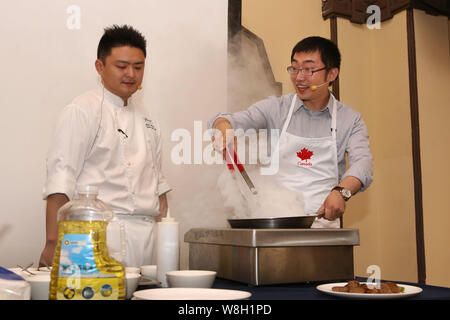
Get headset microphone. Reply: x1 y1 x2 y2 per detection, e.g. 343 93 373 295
310 81 329 91
137 85 143 90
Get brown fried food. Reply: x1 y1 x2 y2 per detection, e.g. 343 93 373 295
329 281 403 294
379 283 392 293
348 286 366 293
347 280 360 288
332 286 349 292
362 284 379 294
385 282 401 293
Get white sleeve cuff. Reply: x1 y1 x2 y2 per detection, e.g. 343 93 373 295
42 173 76 200
157 181 172 196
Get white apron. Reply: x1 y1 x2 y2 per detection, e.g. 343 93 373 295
273 93 340 228
107 215 156 267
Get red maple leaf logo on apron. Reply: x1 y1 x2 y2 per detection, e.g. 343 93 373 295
296 148 313 162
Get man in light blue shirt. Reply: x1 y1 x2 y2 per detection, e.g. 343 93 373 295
209 36 373 226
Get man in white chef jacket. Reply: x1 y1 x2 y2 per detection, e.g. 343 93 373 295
209 36 373 228
39 25 171 267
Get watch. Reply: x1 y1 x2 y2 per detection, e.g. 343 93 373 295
332 186 352 201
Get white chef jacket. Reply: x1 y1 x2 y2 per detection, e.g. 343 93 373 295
43 87 171 215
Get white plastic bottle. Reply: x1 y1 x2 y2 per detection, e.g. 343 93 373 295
156 209 179 287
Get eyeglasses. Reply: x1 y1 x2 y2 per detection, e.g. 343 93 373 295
287 66 327 76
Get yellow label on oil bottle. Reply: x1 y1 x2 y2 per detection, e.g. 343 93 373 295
50 221 125 300
55 277 121 300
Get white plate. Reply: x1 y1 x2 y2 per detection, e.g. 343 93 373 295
316 282 423 299
133 288 251 300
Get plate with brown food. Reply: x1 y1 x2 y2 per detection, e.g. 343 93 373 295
316 280 422 299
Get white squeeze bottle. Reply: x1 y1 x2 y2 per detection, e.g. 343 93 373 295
156 209 179 287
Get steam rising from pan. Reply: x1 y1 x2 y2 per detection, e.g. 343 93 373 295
217 165 305 219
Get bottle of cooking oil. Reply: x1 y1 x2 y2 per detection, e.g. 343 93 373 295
49 186 125 300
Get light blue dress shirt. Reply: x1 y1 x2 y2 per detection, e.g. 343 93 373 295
208 93 373 191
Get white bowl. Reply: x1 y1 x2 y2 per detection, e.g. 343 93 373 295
38 266 52 272
27 274 50 300
125 273 141 299
125 267 140 274
140 265 157 280
8 268 48 279
166 270 216 288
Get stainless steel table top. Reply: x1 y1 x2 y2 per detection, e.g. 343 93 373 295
184 228 360 247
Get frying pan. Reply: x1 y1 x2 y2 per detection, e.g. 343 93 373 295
228 215 319 229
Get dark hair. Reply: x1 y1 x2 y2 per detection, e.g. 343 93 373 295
290 36 341 70
97 25 147 62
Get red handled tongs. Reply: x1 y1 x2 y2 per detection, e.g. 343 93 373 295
225 145 258 195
